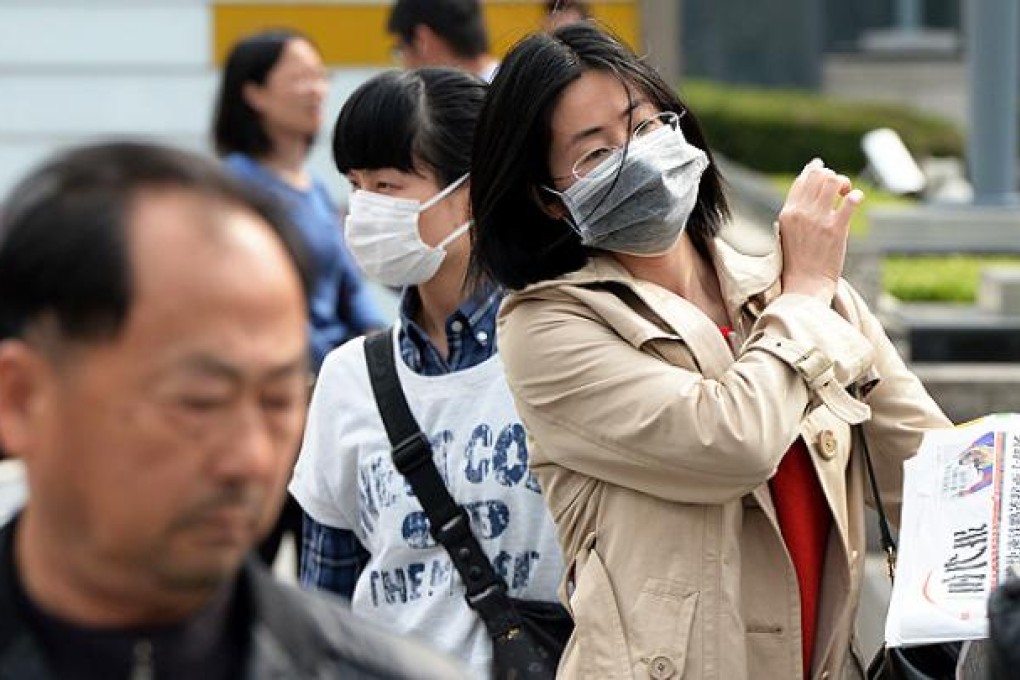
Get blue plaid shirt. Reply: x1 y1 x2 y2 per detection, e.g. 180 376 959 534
299 285 503 598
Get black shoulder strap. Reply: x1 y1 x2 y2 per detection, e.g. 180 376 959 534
857 424 898 581
363 330 520 639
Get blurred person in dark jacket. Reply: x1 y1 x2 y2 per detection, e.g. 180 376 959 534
387 0 499 81
0 141 464 680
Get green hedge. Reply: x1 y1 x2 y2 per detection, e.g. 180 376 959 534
681 80 964 175
885 256 1020 303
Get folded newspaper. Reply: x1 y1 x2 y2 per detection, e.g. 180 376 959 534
885 413 1020 646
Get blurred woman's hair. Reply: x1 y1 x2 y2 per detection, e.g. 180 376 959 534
212 28 315 158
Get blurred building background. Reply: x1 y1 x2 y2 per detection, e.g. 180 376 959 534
1 0 642 200
5 0 1014 200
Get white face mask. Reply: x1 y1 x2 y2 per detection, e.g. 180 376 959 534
344 174 470 287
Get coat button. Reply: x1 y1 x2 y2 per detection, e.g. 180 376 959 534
648 655 676 679
817 429 838 460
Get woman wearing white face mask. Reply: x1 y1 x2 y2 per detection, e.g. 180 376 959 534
289 68 565 678
469 24 950 680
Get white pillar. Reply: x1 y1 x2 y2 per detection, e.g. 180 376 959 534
640 0 681 87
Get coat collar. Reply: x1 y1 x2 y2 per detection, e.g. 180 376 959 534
517 224 783 324
710 224 783 321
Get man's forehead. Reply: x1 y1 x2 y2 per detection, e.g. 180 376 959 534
126 187 255 248
108 190 306 360
124 189 296 295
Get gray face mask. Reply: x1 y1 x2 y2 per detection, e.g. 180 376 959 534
547 125 710 256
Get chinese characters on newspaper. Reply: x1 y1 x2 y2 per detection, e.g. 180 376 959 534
885 413 1020 647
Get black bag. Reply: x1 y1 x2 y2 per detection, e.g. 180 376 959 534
866 642 963 680
487 599 573 679
988 573 1020 680
364 331 572 679
858 426 963 680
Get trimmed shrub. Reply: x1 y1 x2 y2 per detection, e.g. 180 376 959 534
884 256 1020 303
682 80 964 175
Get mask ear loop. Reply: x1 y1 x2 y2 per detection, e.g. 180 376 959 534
420 173 470 213
538 184 585 235
436 220 471 250
425 173 472 251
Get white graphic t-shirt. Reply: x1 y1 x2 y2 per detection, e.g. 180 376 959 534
0 460 26 524
290 328 564 677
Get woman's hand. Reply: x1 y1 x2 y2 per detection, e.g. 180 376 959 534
777 158 864 304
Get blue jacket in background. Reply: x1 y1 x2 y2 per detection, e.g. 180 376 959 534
224 154 386 372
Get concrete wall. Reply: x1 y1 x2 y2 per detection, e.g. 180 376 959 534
911 364 1020 424
823 54 969 127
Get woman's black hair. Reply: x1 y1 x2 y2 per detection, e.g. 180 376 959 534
469 23 729 291
212 29 313 158
332 68 486 187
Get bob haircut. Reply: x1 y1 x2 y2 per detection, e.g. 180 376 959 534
469 23 729 291
332 68 486 188
213 29 316 158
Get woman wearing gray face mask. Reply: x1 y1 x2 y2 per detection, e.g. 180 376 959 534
469 23 951 680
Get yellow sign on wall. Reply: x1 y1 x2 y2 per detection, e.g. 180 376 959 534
213 2 639 67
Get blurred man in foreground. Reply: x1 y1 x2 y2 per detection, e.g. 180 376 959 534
0 142 464 679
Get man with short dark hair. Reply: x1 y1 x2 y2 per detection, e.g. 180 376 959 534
544 0 590 32
387 0 498 81
0 142 464 679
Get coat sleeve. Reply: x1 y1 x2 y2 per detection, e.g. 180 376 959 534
498 290 876 505
836 281 952 526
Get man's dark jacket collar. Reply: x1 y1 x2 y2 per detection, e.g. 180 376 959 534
0 518 462 679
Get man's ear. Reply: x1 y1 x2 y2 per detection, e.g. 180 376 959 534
530 184 568 221
0 341 52 461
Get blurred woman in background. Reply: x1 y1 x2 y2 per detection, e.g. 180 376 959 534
213 30 386 567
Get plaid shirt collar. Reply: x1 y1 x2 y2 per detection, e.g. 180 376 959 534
397 285 503 376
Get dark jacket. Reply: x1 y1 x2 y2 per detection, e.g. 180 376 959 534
0 519 466 680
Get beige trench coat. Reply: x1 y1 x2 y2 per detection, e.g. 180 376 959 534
497 232 951 680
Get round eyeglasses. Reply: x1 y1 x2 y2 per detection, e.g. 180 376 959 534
560 110 685 183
